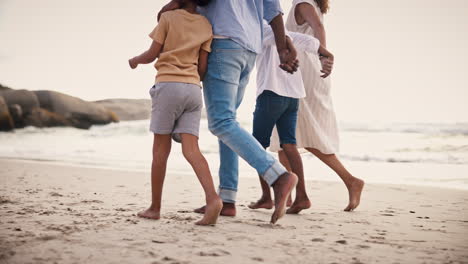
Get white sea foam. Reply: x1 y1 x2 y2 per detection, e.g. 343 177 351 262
1 120 468 189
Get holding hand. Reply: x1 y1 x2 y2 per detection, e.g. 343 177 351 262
320 56 333 78
279 37 299 74
317 45 334 78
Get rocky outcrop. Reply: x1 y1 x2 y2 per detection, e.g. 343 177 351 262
34 90 118 129
0 89 40 116
0 84 12 91
0 84 119 131
0 96 14 131
94 99 151 121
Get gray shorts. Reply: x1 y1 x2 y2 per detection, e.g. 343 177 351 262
149 82 203 142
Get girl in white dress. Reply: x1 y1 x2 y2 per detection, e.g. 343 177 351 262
263 0 364 212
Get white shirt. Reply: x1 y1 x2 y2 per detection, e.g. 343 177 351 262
256 22 320 99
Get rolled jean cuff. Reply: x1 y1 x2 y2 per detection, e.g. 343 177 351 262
218 188 237 203
262 160 288 186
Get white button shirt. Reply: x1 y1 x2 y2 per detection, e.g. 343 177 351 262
256 22 320 99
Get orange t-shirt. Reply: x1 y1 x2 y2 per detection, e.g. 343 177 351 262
149 9 213 86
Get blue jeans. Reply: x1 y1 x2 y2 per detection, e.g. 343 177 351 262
253 90 299 148
203 39 287 203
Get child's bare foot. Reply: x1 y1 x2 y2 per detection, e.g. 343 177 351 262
195 197 223 226
194 202 236 217
344 177 365 212
248 197 273 210
287 194 293 207
271 172 298 224
137 207 160 220
286 198 311 214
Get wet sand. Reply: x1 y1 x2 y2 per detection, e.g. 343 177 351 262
0 158 467 264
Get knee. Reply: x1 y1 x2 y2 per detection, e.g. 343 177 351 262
281 144 297 153
208 117 235 136
182 146 199 162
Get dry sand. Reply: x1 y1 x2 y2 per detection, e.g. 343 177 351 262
0 158 467 264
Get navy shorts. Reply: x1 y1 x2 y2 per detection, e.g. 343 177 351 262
252 90 298 149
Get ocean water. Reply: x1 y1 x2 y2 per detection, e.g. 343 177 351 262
1 120 468 190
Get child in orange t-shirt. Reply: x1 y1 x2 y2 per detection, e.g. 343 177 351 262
128 0 222 225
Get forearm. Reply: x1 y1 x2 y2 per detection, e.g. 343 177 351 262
158 1 182 21
198 67 207 81
132 50 157 64
315 25 327 48
269 15 287 52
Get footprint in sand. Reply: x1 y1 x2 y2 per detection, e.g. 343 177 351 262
357 244 371 249
198 249 231 257
311 238 325 242
251 257 264 262
335 240 347 245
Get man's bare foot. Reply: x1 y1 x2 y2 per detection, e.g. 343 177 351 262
137 207 160 220
286 198 311 214
195 197 223 226
248 197 273 210
271 172 298 224
344 177 365 212
194 202 236 217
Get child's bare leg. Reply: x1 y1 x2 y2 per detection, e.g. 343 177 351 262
306 148 365 211
138 134 172 220
282 144 311 214
248 176 273 209
278 150 293 206
180 133 222 225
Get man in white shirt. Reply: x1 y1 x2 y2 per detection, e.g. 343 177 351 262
249 22 334 213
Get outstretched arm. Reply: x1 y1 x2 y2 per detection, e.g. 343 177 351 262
129 41 163 69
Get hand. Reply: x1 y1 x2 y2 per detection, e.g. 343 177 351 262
158 1 181 21
278 37 299 74
129 58 138 69
320 56 334 78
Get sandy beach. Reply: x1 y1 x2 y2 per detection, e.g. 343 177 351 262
0 159 467 264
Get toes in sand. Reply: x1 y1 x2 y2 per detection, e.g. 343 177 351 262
286 199 311 214
248 198 273 210
271 172 298 224
137 208 160 220
344 178 365 212
195 198 223 226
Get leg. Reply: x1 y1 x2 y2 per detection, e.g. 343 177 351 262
204 41 296 223
180 134 223 225
282 144 311 214
306 148 365 211
138 134 172 220
275 98 310 214
248 92 285 210
278 150 293 206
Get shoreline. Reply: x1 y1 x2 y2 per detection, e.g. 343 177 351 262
1 158 467 263
1 157 468 191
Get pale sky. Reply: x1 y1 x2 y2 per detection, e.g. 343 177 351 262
0 0 467 123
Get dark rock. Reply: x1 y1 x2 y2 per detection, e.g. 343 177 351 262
0 89 40 115
94 99 151 121
0 83 13 91
8 104 23 128
24 108 70 128
34 90 118 129
0 96 14 131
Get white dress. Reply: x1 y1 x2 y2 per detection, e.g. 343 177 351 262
269 0 339 154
